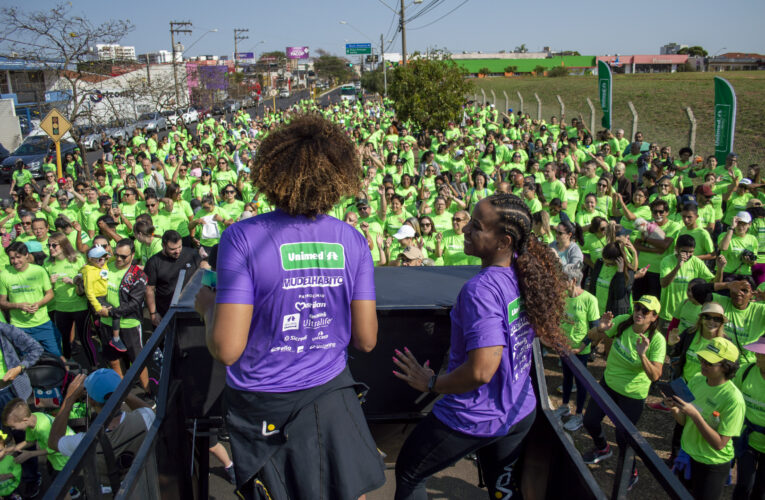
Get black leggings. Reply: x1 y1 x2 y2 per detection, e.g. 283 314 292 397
53 309 92 364
583 379 644 457
734 445 765 500
395 408 536 500
562 353 589 413
682 458 730 500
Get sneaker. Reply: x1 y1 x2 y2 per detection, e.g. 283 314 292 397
582 445 612 465
69 486 82 499
225 464 236 485
646 401 672 412
563 414 584 432
556 384 577 394
110 338 128 352
627 468 638 491
552 405 571 418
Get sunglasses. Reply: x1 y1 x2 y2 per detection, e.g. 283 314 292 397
224 190 236 194
47 243 59 249
114 253 131 260
597 183 608 188
700 314 724 324
651 209 666 214
146 203 157 208
453 217 465 222
660 184 671 188
634 304 651 315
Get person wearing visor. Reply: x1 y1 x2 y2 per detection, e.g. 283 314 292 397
666 337 744 500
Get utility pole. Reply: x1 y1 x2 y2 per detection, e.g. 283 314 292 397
400 0 407 65
170 21 192 107
381 33 387 97
234 28 249 73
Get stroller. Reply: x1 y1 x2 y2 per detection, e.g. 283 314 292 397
25 353 89 430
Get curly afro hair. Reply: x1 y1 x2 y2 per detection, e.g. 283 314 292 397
253 114 361 217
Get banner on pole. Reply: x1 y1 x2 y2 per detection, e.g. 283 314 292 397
597 60 612 130
286 46 309 59
714 76 737 164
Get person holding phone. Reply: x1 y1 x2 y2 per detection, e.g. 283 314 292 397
665 337 744 500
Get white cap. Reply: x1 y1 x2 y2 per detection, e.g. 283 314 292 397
736 211 752 223
393 225 416 240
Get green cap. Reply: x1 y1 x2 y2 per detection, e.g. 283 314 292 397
634 295 661 314
697 337 739 364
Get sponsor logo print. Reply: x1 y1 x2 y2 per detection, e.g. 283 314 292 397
294 301 327 311
309 342 336 350
282 276 344 289
312 331 329 341
280 242 345 270
303 317 333 329
282 313 300 331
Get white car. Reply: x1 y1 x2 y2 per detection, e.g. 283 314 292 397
181 107 199 123
279 88 290 98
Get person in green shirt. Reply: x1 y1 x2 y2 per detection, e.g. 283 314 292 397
632 199 684 300
658 235 718 327
718 211 758 277
188 195 226 252
666 337 744 500
435 211 480 266
677 204 715 262
43 232 89 363
582 295 666 483
0 242 58 357
555 265 599 432
733 337 765 500
4 399 76 480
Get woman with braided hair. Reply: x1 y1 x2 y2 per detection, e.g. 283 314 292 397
392 193 567 500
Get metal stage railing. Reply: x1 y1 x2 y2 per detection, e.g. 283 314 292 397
43 267 692 500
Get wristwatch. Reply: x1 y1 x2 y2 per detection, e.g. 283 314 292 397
427 374 438 394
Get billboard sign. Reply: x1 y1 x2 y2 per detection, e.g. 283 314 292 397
236 52 254 59
346 43 372 55
287 46 310 59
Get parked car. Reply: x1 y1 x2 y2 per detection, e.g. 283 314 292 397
0 143 9 165
104 119 133 142
134 112 167 132
211 102 227 116
181 107 199 123
80 127 105 151
0 135 77 182
223 100 241 113
279 88 290 98
240 96 254 108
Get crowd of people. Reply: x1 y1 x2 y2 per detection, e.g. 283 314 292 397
0 92 761 498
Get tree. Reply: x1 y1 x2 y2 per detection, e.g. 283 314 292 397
313 55 354 84
478 67 490 76
677 46 708 57
504 65 518 73
515 44 528 53
360 67 395 95
547 66 569 77
533 65 546 76
1 3 134 177
388 58 473 133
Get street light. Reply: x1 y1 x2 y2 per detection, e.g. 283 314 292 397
183 28 219 57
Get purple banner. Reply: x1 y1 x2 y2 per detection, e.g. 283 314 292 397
286 46 309 59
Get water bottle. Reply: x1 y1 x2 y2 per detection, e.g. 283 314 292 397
709 411 720 430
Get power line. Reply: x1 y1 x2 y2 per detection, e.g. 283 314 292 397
405 0 446 23
409 0 469 30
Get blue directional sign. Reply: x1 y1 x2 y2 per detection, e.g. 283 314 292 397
346 43 372 55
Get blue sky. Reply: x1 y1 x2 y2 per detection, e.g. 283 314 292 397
7 0 764 59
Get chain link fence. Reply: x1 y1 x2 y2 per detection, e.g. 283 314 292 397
470 74 763 171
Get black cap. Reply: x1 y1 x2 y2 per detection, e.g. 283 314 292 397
355 198 370 208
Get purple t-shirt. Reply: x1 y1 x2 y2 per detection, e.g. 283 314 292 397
215 209 375 392
432 266 536 437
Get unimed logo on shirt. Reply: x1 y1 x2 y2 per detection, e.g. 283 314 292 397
507 298 522 324
280 242 345 271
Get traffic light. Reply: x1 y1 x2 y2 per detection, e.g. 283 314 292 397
347 62 354 68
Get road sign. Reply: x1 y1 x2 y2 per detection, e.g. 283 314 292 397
40 109 71 142
346 43 372 55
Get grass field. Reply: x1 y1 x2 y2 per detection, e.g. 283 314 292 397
472 71 764 168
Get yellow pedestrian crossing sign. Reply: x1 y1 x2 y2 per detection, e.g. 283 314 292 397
40 109 71 142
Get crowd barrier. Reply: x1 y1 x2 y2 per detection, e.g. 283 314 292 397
44 267 691 499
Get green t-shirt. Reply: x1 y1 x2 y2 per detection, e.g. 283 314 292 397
734 364 765 454
430 211 453 234
659 254 714 320
0 454 20 496
681 375 744 465
43 255 87 313
26 412 74 471
137 237 163 266
632 220 683 270
583 233 607 262
718 233 758 276
714 294 765 365
441 230 480 266
673 298 702 335
0 265 52 328
677 227 714 258
219 199 245 222
162 202 193 238
102 263 139 329
604 314 667 399
562 290 598 355
594 264 618 316
681 332 717 383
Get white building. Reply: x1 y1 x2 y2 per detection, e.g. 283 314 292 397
137 50 177 64
91 44 137 61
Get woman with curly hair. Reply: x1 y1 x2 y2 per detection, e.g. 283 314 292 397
195 114 384 500
392 193 567 500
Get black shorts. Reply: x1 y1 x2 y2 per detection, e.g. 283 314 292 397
100 323 142 362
